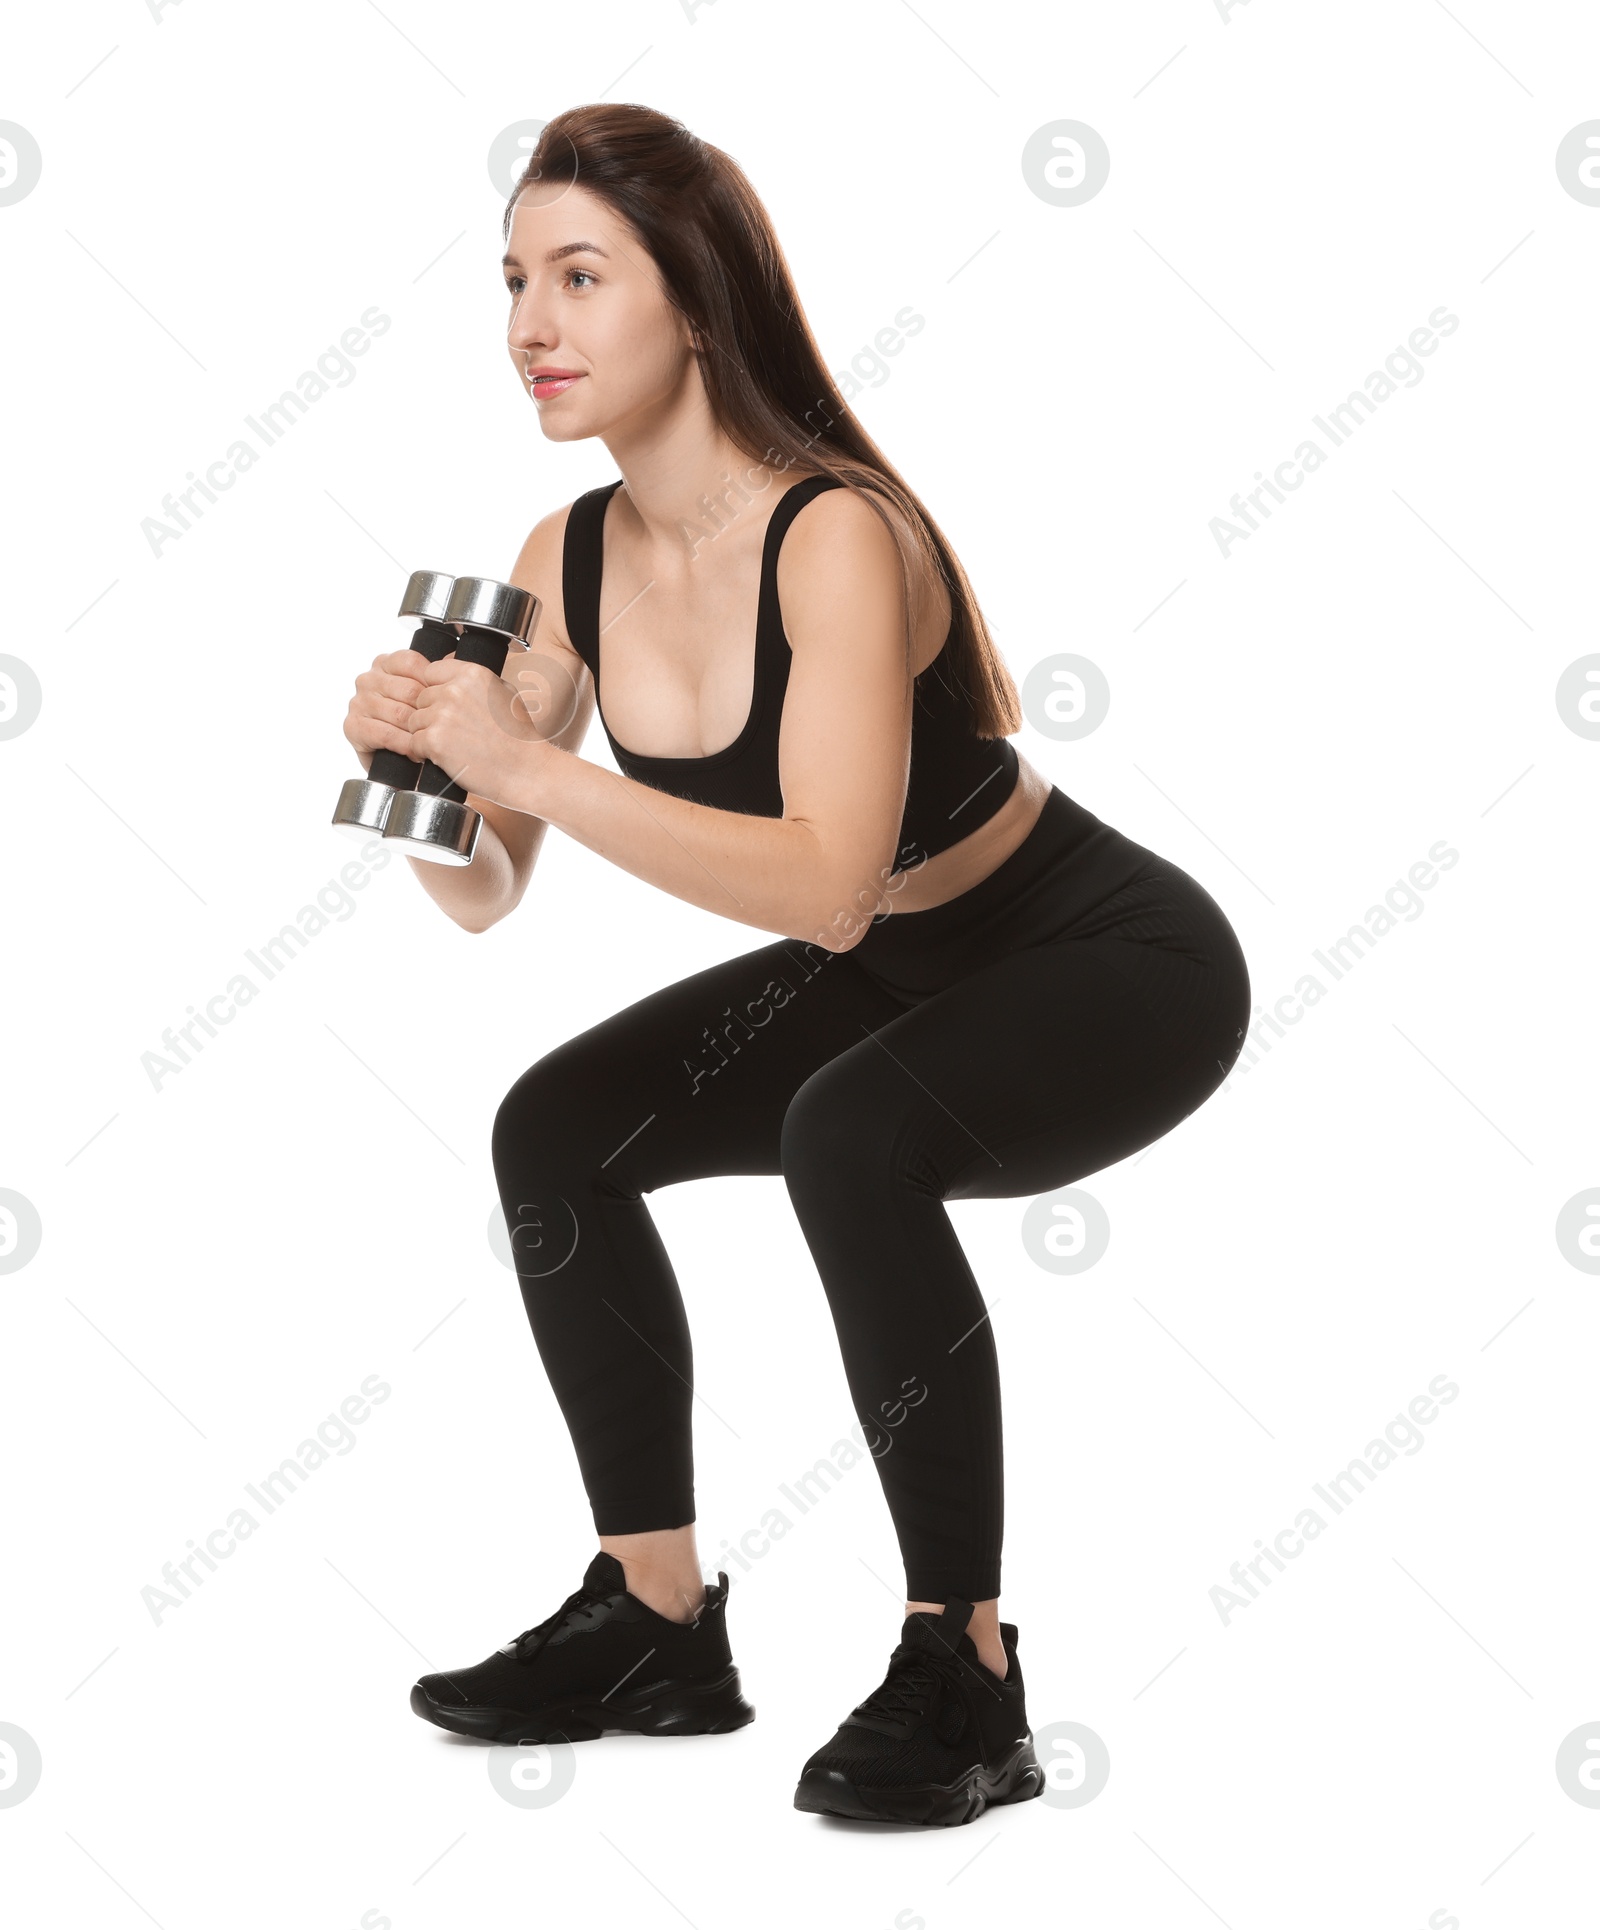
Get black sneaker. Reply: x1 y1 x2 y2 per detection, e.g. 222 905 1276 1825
409 1552 754 1744
793 1596 1045 1826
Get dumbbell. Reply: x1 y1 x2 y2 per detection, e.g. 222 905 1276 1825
330 571 459 841
380 574 542 866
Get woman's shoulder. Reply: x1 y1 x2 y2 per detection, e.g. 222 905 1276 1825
779 467 929 543
771 471 900 568
772 472 952 668
770 468 910 545
772 470 941 582
505 495 597 659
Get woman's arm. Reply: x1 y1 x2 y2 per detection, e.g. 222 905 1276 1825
412 487 919 952
386 508 597 935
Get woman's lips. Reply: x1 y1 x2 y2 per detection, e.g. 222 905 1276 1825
530 374 583 398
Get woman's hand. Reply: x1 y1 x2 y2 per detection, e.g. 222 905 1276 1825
343 648 434 772
409 654 550 809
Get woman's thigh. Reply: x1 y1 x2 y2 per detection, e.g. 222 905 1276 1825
783 909 1251 1204
491 937 908 1196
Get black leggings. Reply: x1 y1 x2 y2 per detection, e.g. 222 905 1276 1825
491 787 1251 1602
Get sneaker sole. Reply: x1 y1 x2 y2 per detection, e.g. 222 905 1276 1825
410 1663 755 1744
792 1737 1045 1827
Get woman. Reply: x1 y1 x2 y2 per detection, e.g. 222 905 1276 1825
343 103 1250 1828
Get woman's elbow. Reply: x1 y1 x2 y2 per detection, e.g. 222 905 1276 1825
805 890 881 953
454 881 524 935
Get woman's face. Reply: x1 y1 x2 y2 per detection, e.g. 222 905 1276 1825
503 180 697 443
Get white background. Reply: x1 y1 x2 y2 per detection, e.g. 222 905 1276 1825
2 2 1596 1926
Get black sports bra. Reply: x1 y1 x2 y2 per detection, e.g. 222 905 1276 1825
560 473 1020 875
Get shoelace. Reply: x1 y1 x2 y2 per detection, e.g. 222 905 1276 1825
854 1642 970 1725
507 1581 616 1662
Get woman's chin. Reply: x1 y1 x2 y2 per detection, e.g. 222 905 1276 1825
533 413 592 444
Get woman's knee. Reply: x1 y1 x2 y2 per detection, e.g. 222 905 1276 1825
779 1052 904 1194
491 1046 600 1185
491 1053 610 1286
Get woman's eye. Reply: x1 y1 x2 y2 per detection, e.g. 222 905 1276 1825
505 268 594 298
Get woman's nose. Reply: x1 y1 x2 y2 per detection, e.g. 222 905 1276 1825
507 292 554 354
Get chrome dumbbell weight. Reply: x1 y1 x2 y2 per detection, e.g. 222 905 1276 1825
330 571 459 841
379 575 541 866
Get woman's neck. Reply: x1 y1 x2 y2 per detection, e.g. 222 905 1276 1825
600 428 808 557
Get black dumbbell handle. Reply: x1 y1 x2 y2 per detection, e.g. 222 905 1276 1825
367 618 460 791
412 625 515 802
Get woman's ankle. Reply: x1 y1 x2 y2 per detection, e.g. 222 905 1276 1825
627 1572 707 1622
906 1597 1008 1679
598 1527 706 1623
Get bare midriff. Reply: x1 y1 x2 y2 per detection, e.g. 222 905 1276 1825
879 751 1051 915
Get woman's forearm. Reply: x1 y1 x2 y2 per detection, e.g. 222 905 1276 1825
506 740 888 951
402 814 518 934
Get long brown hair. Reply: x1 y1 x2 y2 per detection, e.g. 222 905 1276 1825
503 103 1021 739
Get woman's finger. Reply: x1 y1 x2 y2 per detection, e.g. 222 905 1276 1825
358 668 428 706
342 715 415 760
363 692 418 730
